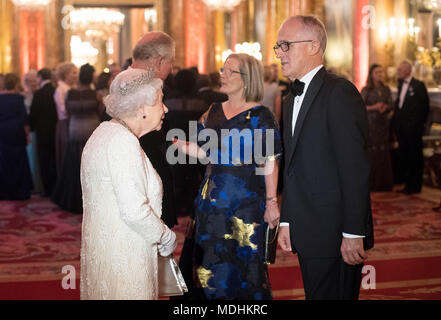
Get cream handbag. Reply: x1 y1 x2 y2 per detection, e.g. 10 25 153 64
158 254 188 297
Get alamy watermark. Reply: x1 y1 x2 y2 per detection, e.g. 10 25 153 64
61 264 376 291
61 265 76 290
165 121 276 176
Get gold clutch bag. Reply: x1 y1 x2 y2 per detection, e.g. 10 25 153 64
158 254 188 297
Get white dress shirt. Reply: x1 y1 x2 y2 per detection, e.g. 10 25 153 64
280 65 363 239
39 79 51 89
398 75 412 109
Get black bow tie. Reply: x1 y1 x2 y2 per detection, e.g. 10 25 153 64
290 79 305 97
398 79 409 86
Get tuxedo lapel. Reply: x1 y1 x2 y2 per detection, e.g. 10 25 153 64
286 68 325 167
398 78 414 110
283 93 295 156
403 78 415 107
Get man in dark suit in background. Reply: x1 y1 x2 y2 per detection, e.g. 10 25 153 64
131 31 178 228
30 68 58 197
394 60 430 195
276 16 373 300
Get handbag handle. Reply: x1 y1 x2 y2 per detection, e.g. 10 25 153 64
169 255 188 291
267 221 280 244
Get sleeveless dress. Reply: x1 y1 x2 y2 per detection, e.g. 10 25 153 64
192 103 282 300
52 89 100 213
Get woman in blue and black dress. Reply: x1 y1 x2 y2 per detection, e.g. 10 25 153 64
175 53 282 300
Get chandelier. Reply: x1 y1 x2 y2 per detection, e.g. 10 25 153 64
70 36 99 67
202 0 243 11
415 0 441 12
68 8 125 37
11 0 51 10
222 42 263 62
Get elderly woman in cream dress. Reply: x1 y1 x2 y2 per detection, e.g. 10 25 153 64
80 68 177 300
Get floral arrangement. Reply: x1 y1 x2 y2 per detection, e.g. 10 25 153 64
415 47 441 68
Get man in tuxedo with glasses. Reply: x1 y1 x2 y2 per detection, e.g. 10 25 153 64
276 15 373 300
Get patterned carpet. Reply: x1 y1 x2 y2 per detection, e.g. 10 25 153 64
1 187 441 300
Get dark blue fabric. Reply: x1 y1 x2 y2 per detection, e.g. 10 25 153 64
0 94 33 200
192 103 282 300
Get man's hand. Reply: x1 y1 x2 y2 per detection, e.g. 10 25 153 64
340 237 367 265
278 226 292 252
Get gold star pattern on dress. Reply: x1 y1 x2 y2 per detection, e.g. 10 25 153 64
197 266 214 289
224 216 258 250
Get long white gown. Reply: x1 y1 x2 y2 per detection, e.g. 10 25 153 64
80 121 165 300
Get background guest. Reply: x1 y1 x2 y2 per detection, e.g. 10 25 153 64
54 62 78 172
0 73 33 200
165 68 207 217
96 71 112 122
122 58 132 71
30 68 58 197
0 73 5 92
23 69 43 194
361 64 394 192
261 65 282 122
52 63 101 213
196 74 228 107
394 60 430 194
270 63 289 98
208 71 222 92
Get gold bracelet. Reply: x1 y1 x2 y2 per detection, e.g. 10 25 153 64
266 197 278 203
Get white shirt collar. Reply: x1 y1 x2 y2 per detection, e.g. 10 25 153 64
298 64 324 96
40 80 51 88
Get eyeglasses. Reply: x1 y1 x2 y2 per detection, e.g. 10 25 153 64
273 40 313 54
220 67 246 77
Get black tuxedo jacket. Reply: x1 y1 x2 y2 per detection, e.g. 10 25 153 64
280 67 374 258
394 77 429 135
29 82 58 146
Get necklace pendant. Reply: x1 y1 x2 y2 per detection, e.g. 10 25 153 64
246 111 251 120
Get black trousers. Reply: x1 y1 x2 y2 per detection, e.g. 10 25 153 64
397 131 424 193
298 254 363 300
37 142 57 197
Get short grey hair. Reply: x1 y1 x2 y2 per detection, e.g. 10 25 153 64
294 15 327 53
104 68 163 119
132 32 175 62
400 59 413 70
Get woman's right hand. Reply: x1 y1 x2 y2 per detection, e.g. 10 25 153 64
158 228 177 257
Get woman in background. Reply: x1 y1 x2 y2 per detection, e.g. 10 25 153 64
361 64 394 191
54 62 78 172
52 64 101 213
0 73 33 200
